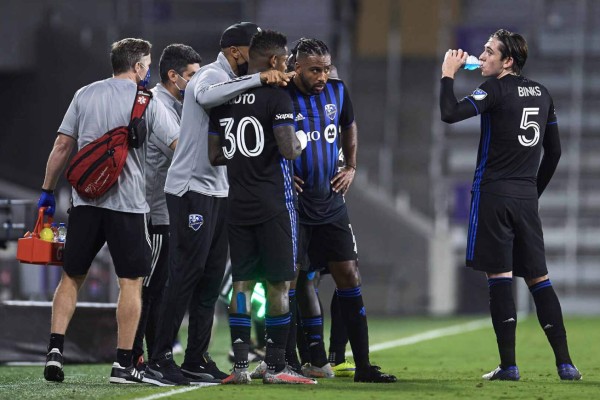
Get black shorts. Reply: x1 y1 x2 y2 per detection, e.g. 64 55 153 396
229 211 297 282
298 211 358 272
466 191 547 278
63 206 151 278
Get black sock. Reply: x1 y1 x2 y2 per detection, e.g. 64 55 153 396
329 291 348 365
488 278 517 368
302 316 328 367
296 305 310 365
48 333 65 353
336 286 370 369
285 290 301 367
265 313 290 373
529 279 572 366
116 348 133 367
229 313 251 369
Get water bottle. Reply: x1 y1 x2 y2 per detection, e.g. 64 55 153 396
57 223 67 242
50 222 58 242
464 55 482 70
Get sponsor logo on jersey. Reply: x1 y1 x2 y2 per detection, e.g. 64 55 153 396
471 88 488 101
324 123 338 143
275 113 293 120
295 113 305 122
188 214 204 231
324 104 337 120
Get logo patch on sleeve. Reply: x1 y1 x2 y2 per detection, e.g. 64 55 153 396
472 88 488 101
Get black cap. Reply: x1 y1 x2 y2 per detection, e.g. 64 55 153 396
220 22 261 48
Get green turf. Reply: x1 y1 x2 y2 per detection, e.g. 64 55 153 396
0 316 597 399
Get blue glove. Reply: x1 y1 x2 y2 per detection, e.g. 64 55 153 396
38 189 55 216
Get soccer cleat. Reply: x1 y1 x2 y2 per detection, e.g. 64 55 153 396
250 361 268 379
301 362 335 378
354 365 397 383
44 348 64 382
109 362 145 384
557 364 582 381
181 352 228 383
147 353 190 385
263 365 318 384
482 365 520 381
222 368 252 384
332 360 356 377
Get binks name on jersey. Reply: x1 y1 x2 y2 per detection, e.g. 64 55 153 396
228 93 255 104
518 86 541 97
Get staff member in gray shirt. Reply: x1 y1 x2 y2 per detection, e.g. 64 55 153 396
38 38 179 385
132 44 202 372
147 22 293 385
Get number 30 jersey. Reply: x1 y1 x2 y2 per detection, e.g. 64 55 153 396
464 75 557 199
209 86 296 225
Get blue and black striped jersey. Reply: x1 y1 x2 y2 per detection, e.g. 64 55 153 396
284 78 355 224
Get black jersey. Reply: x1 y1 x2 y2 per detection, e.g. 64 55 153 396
209 86 296 225
284 78 355 224
464 75 557 198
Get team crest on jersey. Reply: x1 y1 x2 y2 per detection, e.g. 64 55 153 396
324 104 337 120
471 88 488 101
188 214 204 231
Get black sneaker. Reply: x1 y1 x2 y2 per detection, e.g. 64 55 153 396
142 365 176 387
148 352 190 386
181 352 228 383
109 362 144 384
44 348 64 382
134 354 147 372
354 365 397 383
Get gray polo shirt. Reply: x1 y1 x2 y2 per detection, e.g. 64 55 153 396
59 78 178 213
164 52 262 197
146 83 181 225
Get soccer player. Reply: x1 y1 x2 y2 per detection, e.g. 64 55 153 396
440 29 581 381
38 38 179 384
208 29 315 385
131 44 201 370
284 38 396 383
146 22 292 385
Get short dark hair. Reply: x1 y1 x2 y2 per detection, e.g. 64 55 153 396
159 44 202 83
249 30 287 60
491 29 528 75
287 38 330 69
110 38 152 74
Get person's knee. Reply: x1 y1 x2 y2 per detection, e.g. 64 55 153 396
331 262 361 288
525 274 549 287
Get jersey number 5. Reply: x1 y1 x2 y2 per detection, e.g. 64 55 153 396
220 117 265 159
519 107 540 147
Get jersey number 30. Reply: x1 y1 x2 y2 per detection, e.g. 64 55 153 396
220 117 265 159
518 107 540 147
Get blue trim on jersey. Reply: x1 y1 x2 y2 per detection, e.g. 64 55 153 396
465 97 480 115
309 95 325 186
466 191 480 261
208 131 220 136
472 114 492 192
279 157 298 266
325 83 340 180
547 121 558 125
273 122 295 129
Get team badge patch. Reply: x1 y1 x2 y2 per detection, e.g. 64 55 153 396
472 88 488 101
324 104 337 121
189 214 204 231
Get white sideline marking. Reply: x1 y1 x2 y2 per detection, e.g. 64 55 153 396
345 317 491 356
134 386 201 400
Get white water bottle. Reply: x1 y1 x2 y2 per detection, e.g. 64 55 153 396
464 55 481 70
57 223 67 242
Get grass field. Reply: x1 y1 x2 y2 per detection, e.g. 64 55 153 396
0 316 597 400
